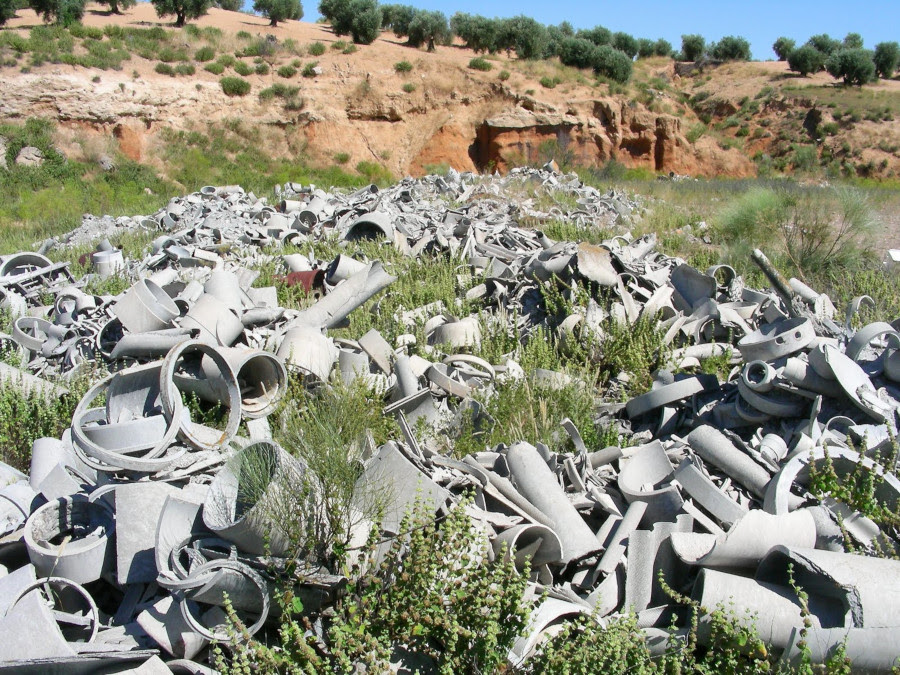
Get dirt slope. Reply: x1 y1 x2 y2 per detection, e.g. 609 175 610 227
1 4 899 180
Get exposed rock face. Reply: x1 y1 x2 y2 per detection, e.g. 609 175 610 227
0 137 7 170
15 146 44 167
470 101 754 176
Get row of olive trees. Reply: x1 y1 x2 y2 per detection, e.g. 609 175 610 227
317 0 672 82
0 0 300 28
777 32 899 85
678 33 751 61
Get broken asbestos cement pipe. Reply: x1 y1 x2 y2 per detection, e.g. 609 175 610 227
291 261 396 329
203 441 307 556
506 441 599 563
671 509 816 570
693 568 814 650
160 340 242 452
687 425 771 499
112 279 180 334
782 626 900 673
24 496 115 584
492 523 564 571
757 545 900 630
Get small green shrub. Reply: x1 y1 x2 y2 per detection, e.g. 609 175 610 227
259 82 300 100
194 45 215 62
0 383 85 470
343 43 357 54
402 82 416 93
175 63 195 76
236 30 251 39
301 61 318 77
539 75 561 88
394 59 412 73
220 76 251 96
233 60 252 76
277 64 297 78
334 151 350 163
254 62 269 75
499 69 510 81
308 41 326 56
204 62 225 75
332 40 347 50
157 46 189 63
356 160 393 184
468 56 492 71
217 54 236 68
154 62 175 76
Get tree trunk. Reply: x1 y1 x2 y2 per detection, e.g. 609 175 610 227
176 11 185 27
270 18 277 26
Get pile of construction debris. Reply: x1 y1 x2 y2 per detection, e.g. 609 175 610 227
0 166 898 673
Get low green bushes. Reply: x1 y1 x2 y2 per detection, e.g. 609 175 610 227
220 76 251 96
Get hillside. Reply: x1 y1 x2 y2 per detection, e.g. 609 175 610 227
2 4 899 181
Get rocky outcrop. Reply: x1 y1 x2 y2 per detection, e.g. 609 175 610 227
15 146 43 167
0 68 756 179
470 101 754 176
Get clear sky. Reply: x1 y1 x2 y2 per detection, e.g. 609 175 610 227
295 0 900 61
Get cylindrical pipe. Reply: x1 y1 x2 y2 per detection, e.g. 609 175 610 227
687 425 771 498
506 441 599 563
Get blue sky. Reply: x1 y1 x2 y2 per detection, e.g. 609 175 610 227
293 0 900 61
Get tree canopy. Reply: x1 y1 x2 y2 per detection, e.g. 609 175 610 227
151 0 211 27
253 0 302 27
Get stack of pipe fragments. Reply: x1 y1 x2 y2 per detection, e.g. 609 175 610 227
0 166 897 672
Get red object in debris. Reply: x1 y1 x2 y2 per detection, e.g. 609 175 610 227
277 269 325 293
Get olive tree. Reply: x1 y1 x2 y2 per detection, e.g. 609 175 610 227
593 44 632 83
577 25 611 47
254 0 302 27
710 35 751 61
805 33 840 55
772 37 795 61
0 0 18 24
381 4 415 36
406 10 449 51
787 45 825 76
873 42 900 79
450 13 498 54
681 34 705 61
825 48 876 86
151 0 210 27
842 32 863 49
611 31 638 59
29 0 85 25
320 0 381 44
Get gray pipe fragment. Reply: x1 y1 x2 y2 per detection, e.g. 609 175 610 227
506 441 599 563
291 261 396 329
671 509 816 569
687 425 771 499
203 441 308 556
694 568 814 650
782 626 900 673
673 458 747 527
0 362 67 399
758 545 900 630
24 496 115 584
617 441 683 523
